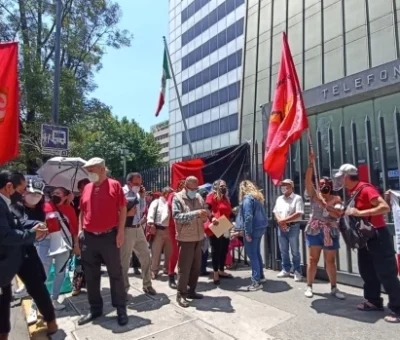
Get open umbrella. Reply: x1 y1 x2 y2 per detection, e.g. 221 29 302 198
37 157 88 192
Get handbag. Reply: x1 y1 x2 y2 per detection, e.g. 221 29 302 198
338 184 376 249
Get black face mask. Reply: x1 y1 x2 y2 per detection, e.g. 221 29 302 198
220 187 227 195
320 185 331 194
10 191 23 203
51 195 62 205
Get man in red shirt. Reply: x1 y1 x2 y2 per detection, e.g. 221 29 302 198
78 158 128 326
335 164 400 323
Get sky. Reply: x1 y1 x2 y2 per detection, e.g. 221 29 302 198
92 0 170 132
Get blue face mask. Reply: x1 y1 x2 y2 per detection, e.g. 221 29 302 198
187 190 197 199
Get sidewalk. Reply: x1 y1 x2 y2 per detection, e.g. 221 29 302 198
28 267 399 340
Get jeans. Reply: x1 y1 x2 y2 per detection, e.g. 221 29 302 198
244 236 263 282
278 224 301 273
36 238 70 300
358 227 400 315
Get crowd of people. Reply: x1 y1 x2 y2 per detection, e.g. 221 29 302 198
1 153 400 339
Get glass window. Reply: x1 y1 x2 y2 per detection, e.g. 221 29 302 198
226 0 235 13
227 23 236 41
195 99 203 114
323 2 342 42
203 96 211 111
189 77 196 92
211 91 219 108
227 52 237 71
219 58 228 75
202 67 210 84
220 116 230 134
344 0 366 32
237 49 243 66
237 18 244 36
194 23 201 37
201 16 209 32
229 113 238 131
210 63 219 79
370 26 396 67
182 132 187 145
201 41 210 58
219 87 228 105
195 49 202 63
203 122 212 139
346 37 368 75
211 120 220 136
229 82 239 101
195 73 202 87
218 31 227 48
182 80 189 95
182 56 189 70
305 12 321 50
183 105 189 119
197 125 204 141
235 0 244 6
209 36 218 53
209 8 218 26
189 102 196 117
217 2 226 20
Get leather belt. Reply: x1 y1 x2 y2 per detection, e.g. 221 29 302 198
155 225 167 230
286 222 299 226
126 224 141 229
87 227 117 235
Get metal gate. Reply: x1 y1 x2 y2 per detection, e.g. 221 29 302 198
255 108 400 287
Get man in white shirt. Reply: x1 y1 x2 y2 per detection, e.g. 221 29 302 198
273 179 304 282
148 187 173 282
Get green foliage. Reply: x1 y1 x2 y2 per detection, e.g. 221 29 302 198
0 0 161 175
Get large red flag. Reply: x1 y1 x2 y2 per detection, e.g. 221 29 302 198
0 42 19 165
263 32 308 184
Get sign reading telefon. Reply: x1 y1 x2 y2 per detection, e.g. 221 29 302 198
41 124 69 156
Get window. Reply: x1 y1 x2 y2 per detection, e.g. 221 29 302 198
219 58 228 75
219 87 228 105
201 41 210 58
209 36 218 53
203 122 212 139
203 96 211 111
228 82 238 100
218 31 227 48
229 113 238 130
196 100 203 114
203 67 210 84
211 120 220 136
227 53 237 71
217 2 226 20
209 8 218 27
211 91 219 108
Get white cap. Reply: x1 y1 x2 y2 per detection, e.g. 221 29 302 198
334 164 358 177
83 157 105 168
281 179 294 187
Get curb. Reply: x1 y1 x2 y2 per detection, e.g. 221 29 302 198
16 277 49 340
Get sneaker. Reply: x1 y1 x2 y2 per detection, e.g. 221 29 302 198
304 286 314 298
13 286 28 299
294 271 303 282
27 306 38 325
277 270 290 278
246 282 263 292
331 287 346 300
52 300 66 311
260 277 267 283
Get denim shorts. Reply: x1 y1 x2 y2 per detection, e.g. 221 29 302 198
306 232 340 250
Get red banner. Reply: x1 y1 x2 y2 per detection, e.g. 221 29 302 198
0 42 19 165
263 33 309 185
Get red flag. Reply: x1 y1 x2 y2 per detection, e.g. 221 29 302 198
0 42 19 165
263 32 308 184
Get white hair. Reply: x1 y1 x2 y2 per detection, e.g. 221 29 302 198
185 176 198 186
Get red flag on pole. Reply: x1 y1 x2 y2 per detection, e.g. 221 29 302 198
0 42 19 165
263 32 309 184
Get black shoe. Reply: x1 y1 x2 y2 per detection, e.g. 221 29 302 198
117 308 128 326
143 286 157 296
176 294 189 308
133 268 141 275
78 311 102 326
168 275 177 289
200 271 210 276
213 279 220 285
188 292 204 299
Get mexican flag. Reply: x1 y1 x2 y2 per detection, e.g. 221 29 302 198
155 48 171 117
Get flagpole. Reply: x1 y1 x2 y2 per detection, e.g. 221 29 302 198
307 129 320 194
163 36 194 159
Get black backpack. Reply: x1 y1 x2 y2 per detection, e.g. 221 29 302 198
338 184 376 249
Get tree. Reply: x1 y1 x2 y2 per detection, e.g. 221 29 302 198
0 0 134 172
69 101 162 178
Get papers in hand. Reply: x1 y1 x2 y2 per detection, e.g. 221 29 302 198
209 215 233 238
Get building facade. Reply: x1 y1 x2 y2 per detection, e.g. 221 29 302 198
151 120 170 163
168 0 245 162
240 0 400 192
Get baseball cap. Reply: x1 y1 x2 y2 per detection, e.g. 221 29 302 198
83 157 105 168
26 179 45 195
334 164 358 178
281 179 294 187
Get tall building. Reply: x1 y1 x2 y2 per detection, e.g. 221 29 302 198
151 120 170 163
240 0 400 190
168 0 245 162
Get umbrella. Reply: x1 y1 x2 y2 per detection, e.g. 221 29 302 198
198 183 212 193
37 157 88 192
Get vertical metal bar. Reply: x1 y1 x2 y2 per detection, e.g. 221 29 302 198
288 145 293 180
316 129 323 176
365 0 372 68
321 0 325 84
392 0 400 59
163 36 194 158
341 0 347 76
51 0 62 125
262 140 269 269
364 116 373 184
298 138 305 201
302 0 306 89
394 108 400 188
268 0 275 102
378 112 389 194
351 119 359 167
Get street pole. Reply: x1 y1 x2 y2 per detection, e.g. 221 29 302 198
51 0 62 125
163 36 194 159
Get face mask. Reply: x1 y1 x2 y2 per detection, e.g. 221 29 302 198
10 191 23 203
131 186 140 194
281 187 288 194
187 190 197 199
320 185 331 194
220 187 227 195
51 195 62 205
88 172 99 183
25 193 42 206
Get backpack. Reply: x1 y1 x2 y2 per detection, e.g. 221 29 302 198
338 184 376 249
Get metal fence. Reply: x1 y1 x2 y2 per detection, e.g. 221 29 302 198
255 109 400 287
141 165 171 192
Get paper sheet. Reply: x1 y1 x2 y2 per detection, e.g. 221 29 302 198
209 215 233 238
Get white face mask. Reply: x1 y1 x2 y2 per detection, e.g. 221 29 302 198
88 172 100 183
24 193 42 206
131 186 140 194
281 187 288 194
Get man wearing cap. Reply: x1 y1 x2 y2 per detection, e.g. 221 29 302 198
335 164 400 323
273 179 304 282
78 158 128 326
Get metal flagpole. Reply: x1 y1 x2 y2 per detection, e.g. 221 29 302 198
307 129 320 194
163 36 194 159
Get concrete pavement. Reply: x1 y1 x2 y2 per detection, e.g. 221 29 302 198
34 266 398 340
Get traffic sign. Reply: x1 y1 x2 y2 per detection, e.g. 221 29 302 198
41 124 69 156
